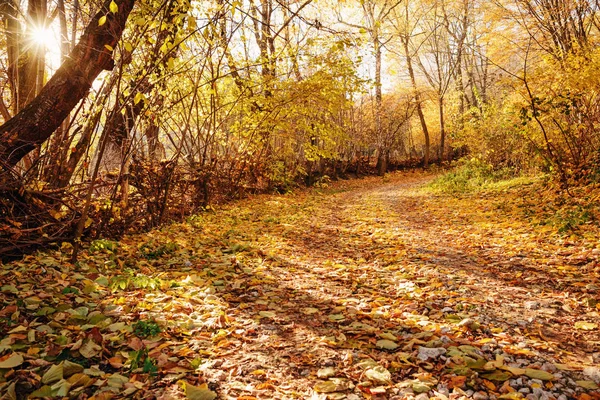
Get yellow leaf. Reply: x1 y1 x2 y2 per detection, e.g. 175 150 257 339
376 339 398 350
0 353 24 368
124 42 133 52
500 366 526 375
499 393 524 400
98 15 107 26
250 369 266 375
259 311 276 318
109 0 118 13
574 321 597 330
104 44 114 52
577 381 599 390
48 209 65 220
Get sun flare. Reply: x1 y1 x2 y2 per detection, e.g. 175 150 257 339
30 26 57 49
28 25 62 70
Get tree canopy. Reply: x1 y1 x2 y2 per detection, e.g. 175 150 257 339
0 0 599 256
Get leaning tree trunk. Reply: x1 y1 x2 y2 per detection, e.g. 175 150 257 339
0 0 137 172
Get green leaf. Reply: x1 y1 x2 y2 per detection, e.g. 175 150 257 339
465 356 487 369
62 360 84 377
576 380 599 390
482 370 513 381
184 382 217 400
524 368 555 381
1 284 18 294
0 353 24 368
109 1 118 13
95 276 109 286
42 364 63 384
51 379 70 397
29 385 53 398
412 382 431 393
98 15 107 26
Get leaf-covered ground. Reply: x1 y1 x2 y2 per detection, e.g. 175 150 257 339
1 172 600 399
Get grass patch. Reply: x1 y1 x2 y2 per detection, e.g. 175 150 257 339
428 159 599 234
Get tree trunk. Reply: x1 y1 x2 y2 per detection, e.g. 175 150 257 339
376 151 387 176
0 0 137 171
0 0 20 116
374 33 384 175
402 36 430 167
438 95 445 162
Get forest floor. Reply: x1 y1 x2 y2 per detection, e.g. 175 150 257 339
1 171 600 400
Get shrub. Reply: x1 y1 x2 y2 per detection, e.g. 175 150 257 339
428 158 516 193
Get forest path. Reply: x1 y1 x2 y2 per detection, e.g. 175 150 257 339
1 172 599 399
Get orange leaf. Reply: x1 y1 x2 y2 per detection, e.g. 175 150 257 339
108 356 123 368
482 379 496 391
448 376 467 389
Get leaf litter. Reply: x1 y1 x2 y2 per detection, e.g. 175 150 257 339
0 171 599 399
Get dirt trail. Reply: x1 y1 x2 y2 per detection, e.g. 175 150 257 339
186 172 599 399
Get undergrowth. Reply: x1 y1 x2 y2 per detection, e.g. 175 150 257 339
427 158 600 234
426 158 521 194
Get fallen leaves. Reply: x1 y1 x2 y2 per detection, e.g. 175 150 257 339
1 172 599 399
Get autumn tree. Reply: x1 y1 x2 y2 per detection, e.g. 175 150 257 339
337 0 402 175
0 0 137 173
391 0 431 167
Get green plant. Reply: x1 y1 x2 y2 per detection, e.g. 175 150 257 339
129 347 158 375
427 158 516 194
89 239 119 253
552 205 595 234
314 175 332 188
133 319 162 338
139 241 179 259
110 268 171 292
61 286 80 295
